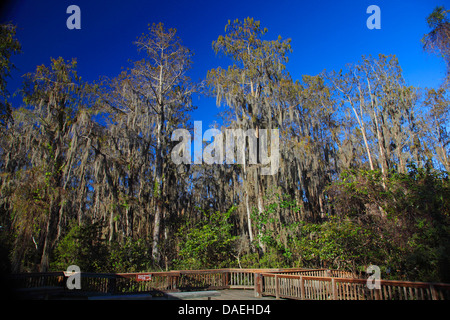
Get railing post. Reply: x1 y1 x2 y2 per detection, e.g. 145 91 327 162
275 275 280 299
332 278 337 300
375 288 381 300
169 274 174 290
174 274 180 291
107 276 116 295
430 284 438 300
254 273 262 298
223 271 229 288
300 276 305 300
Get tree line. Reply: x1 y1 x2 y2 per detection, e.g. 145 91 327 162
0 8 449 282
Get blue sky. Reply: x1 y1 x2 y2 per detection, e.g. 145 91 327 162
1 0 447 127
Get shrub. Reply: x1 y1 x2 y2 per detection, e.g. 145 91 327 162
108 238 153 272
50 221 109 272
175 206 238 270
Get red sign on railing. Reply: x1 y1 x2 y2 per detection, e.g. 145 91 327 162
136 274 152 282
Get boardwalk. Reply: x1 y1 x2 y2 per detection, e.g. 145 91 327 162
87 289 280 300
9 268 450 300
184 289 280 300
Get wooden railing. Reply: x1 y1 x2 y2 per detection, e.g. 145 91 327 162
10 271 66 289
256 273 450 300
262 268 361 279
115 268 307 292
9 268 450 300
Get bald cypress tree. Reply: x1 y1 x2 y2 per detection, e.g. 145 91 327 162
0 23 21 127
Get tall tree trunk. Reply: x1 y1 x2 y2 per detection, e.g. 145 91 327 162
245 191 253 244
152 113 164 265
39 199 60 272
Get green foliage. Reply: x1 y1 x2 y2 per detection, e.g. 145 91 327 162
328 164 450 281
243 168 450 282
0 23 21 126
288 217 393 273
108 238 153 272
423 6 450 80
249 189 302 266
51 224 156 273
5 166 51 272
248 189 391 272
51 221 109 272
239 248 290 269
174 206 238 270
426 6 449 29
0 226 13 274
